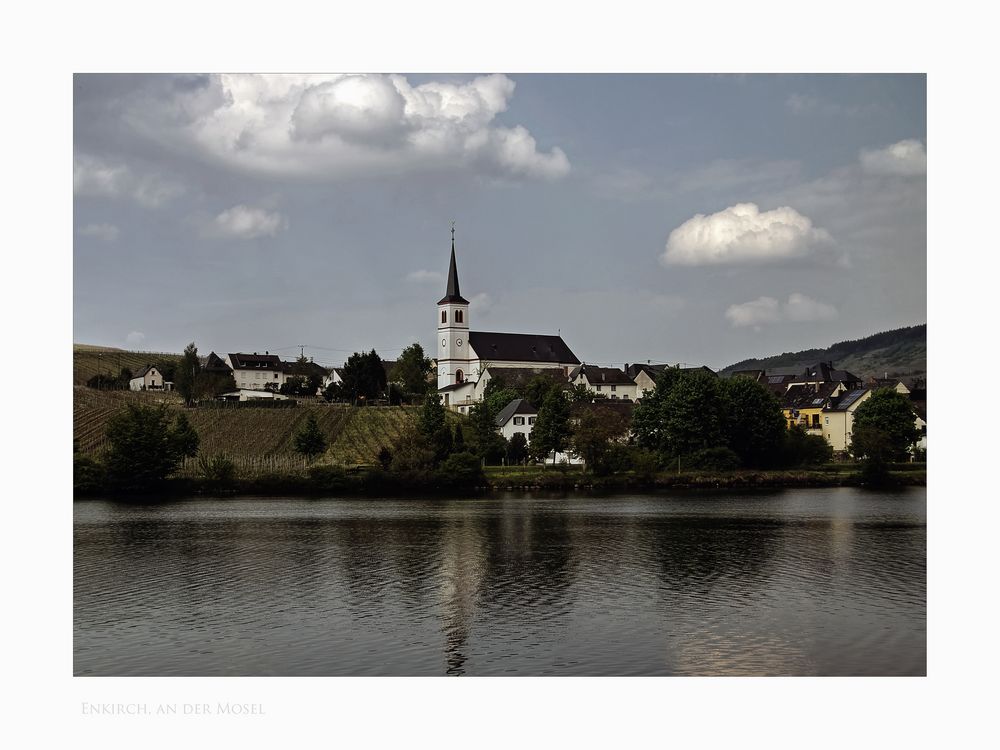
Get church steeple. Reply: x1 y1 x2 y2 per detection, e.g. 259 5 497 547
439 223 469 305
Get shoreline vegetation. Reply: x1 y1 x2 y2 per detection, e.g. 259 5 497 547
75 463 926 499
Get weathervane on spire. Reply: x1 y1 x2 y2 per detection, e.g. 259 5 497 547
451 220 456 244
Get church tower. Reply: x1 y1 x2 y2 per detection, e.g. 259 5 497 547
437 225 471 390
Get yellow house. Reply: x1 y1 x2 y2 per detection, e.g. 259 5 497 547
821 388 872 453
781 382 846 435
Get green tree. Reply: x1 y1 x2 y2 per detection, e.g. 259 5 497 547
174 342 201 405
395 342 433 399
419 393 447 436
631 367 686 452
851 388 921 462
340 349 387 403
453 422 466 451
782 425 833 467
169 412 200 459
719 376 787 467
483 377 521 416
530 390 572 462
104 404 194 490
570 406 629 473
506 431 528 465
524 375 562 408
293 414 327 461
661 371 727 457
468 401 506 464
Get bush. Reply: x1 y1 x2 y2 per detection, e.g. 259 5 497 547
307 464 350 492
198 454 236 488
686 446 741 471
74 455 106 494
782 425 833 467
630 448 661 479
104 404 196 490
435 451 485 489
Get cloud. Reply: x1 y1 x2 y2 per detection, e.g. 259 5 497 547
126 331 146 347
77 223 120 241
662 203 833 266
785 93 885 118
726 293 838 329
406 269 444 284
207 205 287 239
125 74 569 181
74 153 182 207
860 139 926 176
469 292 493 314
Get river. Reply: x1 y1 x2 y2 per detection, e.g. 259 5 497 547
74 487 925 676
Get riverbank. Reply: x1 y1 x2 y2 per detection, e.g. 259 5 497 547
74 462 925 498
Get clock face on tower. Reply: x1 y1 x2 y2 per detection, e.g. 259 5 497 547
456 339 462 346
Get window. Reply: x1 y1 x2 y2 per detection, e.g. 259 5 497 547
456 310 463 323
514 416 525 425
825 416 829 425
456 369 464 383
596 385 602 391
274 373 279 379
528 417 536 425
441 310 447 323
611 385 617 392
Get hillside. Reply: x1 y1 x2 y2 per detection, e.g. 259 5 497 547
721 324 926 379
73 388 432 473
74 344 183 386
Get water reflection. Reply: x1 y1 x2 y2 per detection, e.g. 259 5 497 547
74 489 926 676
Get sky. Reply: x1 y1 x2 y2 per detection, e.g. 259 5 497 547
73 73 926 370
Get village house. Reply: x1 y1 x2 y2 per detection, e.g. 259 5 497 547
128 365 170 391
820 387 872 453
225 352 289 391
494 398 537 442
625 363 717 400
435 231 580 411
781 381 846 433
569 364 638 401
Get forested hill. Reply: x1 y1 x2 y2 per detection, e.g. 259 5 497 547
721 324 926 379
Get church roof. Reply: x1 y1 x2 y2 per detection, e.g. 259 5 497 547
469 331 580 365
569 364 634 385
438 238 469 305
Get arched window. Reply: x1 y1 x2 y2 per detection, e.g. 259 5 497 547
441 310 447 324
456 310 463 323
456 369 464 383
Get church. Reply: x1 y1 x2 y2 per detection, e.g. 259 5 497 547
436 230 580 410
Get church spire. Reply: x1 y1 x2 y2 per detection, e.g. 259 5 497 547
439 222 469 305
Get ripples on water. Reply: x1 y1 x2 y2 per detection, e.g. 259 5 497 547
74 488 926 676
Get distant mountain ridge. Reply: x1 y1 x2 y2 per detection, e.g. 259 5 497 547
721 324 926 380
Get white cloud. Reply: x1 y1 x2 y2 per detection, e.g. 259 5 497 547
662 203 833 266
77 223 120 241
74 153 182 207
783 292 838 322
726 293 838 329
406 269 444 284
126 331 146 347
207 205 287 240
125 74 569 181
860 139 926 176
469 292 493 314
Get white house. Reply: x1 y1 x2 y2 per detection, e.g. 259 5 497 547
821 388 872 453
569 364 638 401
435 230 580 410
225 352 289 391
129 365 167 391
493 397 582 465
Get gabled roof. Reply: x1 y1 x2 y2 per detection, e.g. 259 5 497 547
204 351 232 373
495 398 537 427
624 362 717 379
228 353 283 370
782 381 842 409
825 387 870 412
569 364 634 385
469 331 580 365
132 364 158 379
484 366 571 390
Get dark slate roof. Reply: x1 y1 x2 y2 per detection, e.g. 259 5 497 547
132 365 157 378
204 351 232 373
569 364 635 385
438 241 469 305
438 381 475 393
782 382 842 409
228 353 283 370
469 331 580 365
800 361 861 384
570 400 635 420
484 366 571 390
494 398 537 427
625 362 716 379
825 388 870 412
